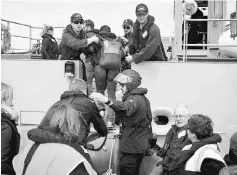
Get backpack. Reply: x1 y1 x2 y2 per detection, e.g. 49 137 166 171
99 38 122 70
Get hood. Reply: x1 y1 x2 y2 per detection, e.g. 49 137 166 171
99 31 117 40
134 15 155 29
60 90 87 100
169 133 222 172
63 24 85 38
123 88 148 101
41 33 54 39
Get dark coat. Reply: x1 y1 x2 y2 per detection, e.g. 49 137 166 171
27 128 97 175
129 15 167 63
60 25 88 60
165 134 223 175
40 34 59 59
158 125 191 171
1 112 20 175
60 90 108 144
110 88 152 153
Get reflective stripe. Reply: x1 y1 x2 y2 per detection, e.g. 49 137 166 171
185 144 226 172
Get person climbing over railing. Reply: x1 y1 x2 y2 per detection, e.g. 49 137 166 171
40 25 59 59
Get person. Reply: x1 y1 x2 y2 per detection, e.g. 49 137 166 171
94 25 123 126
168 114 226 175
1 83 20 175
83 19 100 95
223 132 237 175
13 103 97 175
60 13 99 81
125 3 167 64
150 104 192 175
60 78 108 145
118 19 134 71
90 69 153 175
60 13 99 60
40 25 59 59
182 0 205 49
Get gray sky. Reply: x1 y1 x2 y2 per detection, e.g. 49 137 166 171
1 0 174 50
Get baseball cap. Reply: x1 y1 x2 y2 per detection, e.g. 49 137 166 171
123 19 133 27
136 3 148 15
71 13 83 22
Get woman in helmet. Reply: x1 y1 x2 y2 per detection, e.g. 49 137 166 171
90 69 153 175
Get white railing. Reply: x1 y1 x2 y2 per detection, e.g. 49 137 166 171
1 19 64 51
182 17 237 62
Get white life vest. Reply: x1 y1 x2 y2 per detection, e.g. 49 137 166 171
13 143 97 175
184 144 227 172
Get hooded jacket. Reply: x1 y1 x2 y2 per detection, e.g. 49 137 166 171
60 90 108 144
164 134 223 175
1 110 20 175
18 128 97 175
40 34 59 59
129 15 167 63
84 29 101 66
109 88 153 153
60 25 88 60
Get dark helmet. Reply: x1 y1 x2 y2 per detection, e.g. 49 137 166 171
114 69 142 92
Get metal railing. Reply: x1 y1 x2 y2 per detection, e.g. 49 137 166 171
182 16 237 62
1 19 64 50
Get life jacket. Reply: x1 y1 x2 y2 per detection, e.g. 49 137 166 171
99 32 122 70
13 143 97 175
184 144 227 172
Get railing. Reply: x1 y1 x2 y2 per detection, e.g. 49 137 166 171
1 19 64 51
182 15 237 62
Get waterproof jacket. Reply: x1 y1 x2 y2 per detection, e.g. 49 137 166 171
165 134 222 175
159 125 191 171
60 25 88 60
129 15 167 63
84 29 101 67
26 128 97 175
40 34 59 59
110 88 152 153
60 90 108 144
1 112 20 175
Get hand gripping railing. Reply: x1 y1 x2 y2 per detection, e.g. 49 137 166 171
1 19 64 50
182 17 237 62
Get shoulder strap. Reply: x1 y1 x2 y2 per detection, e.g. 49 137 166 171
22 143 40 175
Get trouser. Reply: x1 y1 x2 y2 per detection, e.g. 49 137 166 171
85 61 95 96
119 152 144 175
95 65 119 121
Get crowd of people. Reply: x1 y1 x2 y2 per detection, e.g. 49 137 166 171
1 3 237 175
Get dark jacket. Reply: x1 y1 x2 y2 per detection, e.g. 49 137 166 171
110 88 152 153
129 15 167 63
165 134 223 175
84 29 102 67
27 128 97 175
1 112 20 175
40 34 59 59
60 90 108 144
60 25 88 60
158 125 191 171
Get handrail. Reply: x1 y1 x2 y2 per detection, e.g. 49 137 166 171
1 19 64 51
182 16 237 61
186 19 237 22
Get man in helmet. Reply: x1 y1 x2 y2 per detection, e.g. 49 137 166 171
90 69 153 175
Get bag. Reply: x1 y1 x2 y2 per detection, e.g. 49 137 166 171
99 39 122 70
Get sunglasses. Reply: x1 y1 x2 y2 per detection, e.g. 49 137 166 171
73 20 84 25
123 26 131 30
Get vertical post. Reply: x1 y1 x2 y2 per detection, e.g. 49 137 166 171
29 26 32 50
183 9 186 62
